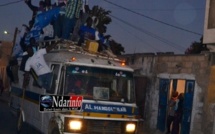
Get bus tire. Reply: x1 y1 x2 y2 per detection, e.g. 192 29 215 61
51 126 60 134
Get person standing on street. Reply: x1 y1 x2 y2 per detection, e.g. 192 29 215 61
166 91 178 134
171 93 184 134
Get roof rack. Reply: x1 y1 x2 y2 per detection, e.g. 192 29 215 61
37 39 123 62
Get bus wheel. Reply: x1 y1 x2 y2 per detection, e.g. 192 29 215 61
51 126 60 134
17 112 23 133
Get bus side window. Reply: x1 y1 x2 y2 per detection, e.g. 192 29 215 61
47 64 60 94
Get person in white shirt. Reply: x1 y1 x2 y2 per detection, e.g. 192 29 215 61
23 40 60 91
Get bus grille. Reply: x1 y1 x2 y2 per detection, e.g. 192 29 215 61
86 120 122 134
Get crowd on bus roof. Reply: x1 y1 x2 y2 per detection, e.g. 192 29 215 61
7 0 115 91
18 0 112 54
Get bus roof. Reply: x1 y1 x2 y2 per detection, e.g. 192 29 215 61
41 40 133 72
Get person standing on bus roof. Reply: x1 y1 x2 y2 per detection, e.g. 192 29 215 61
62 0 83 39
71 0 90 41
23 40 61 91
25 0 46 24
78 17 96 46
53 0 67 38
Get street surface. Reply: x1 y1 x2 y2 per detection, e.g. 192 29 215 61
0 91 41 134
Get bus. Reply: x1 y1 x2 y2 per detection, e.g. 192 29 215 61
9 40 142 134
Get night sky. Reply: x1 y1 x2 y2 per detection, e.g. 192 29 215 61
0 0 206 54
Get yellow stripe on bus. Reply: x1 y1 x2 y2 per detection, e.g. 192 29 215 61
132 107 135 113
24 96 39 104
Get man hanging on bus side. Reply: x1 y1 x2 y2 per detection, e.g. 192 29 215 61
23 40 61 91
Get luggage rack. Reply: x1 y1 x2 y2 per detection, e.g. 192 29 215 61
38 39 124 62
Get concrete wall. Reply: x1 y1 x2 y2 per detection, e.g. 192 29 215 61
204 66 215 134
123 53 214 134
0 41 13 89
203 0 215 51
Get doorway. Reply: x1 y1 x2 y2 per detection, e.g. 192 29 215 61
157 78 195 134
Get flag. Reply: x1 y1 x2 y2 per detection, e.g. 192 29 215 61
25 7 60 45
12 25 27 58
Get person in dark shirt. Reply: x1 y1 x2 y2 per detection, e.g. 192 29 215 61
44 0 52 10
171 93 184 134
78 17 96 46
72 80 82 95
25 0 45 23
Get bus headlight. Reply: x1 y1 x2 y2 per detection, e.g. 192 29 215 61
68 120 82 130
125 123 136 133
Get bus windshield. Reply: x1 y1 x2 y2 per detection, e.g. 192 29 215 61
64 65 135 103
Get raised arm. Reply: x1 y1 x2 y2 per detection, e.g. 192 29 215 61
25 0 38 12
46 39 63 53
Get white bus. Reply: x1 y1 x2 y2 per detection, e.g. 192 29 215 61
9 40 142 134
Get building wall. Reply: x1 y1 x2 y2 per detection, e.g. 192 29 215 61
123 53 214 134
0 41 13 90
203 0 215 51
205 66 215 134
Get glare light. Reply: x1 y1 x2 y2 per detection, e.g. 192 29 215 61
121 62 126 66
71 57 76 61
69 120 82 130
126 123 136 133
3 31 8 34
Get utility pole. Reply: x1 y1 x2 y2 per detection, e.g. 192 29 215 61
10 27 18 57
